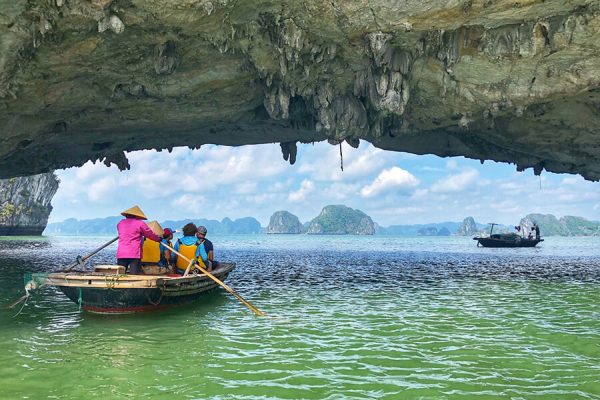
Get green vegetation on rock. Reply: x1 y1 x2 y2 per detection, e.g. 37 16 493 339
267 211 303 234
307 205 375 235
521 214 600 236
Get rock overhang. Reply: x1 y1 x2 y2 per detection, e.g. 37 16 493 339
1 0 600 180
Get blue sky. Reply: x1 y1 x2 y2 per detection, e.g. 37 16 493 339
49 141 600 226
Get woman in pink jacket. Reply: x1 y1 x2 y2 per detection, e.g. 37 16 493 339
117 205 161 274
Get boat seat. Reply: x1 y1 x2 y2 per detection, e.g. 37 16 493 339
141 264 170 275
94 265 126 274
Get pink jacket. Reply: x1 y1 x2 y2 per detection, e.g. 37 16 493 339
116 217 161 259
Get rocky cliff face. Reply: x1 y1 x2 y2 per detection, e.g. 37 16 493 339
457 216 479 236
267 211 302 234
0 173 59 235
1 1 600 181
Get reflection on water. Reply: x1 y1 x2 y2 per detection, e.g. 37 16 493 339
0 235 599 398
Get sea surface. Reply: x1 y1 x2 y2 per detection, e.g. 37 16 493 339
0 235 599 399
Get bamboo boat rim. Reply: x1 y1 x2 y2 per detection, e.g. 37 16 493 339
40 262 236 289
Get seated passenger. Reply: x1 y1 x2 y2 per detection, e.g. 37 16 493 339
195 225 217 272
173 222 200 275
160 228 175 271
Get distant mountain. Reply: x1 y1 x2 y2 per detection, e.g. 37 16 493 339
520 214 600 236
377 221 462 236
45 216 262 235
306 205 375 235
45 216 121 235
267 211 303 234
44 211 600 237
416 226 451 236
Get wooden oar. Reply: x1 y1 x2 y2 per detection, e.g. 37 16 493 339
62 236 119 272
163 242 266 317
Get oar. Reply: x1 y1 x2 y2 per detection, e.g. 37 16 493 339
62 236 119 272
163 242 266 317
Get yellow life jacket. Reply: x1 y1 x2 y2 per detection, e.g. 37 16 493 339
175 240 208 271
141 239 160 263
175 240 198 269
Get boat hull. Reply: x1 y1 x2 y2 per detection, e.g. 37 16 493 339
48 263 235 314
474 237 543 248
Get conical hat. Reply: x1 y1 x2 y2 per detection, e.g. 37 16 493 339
146 220 164 237
121 205 147 220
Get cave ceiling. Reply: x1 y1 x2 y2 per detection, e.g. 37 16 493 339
1 0 600 180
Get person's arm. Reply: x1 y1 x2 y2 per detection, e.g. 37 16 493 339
172 241 180 264
205 241 214 271
140 222 161 242
160 241 173 264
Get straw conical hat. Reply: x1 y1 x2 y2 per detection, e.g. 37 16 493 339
121 205 147 220
146 220 164 237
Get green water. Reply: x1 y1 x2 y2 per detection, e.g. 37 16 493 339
0 236 599 399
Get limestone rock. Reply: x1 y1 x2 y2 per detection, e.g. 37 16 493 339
0 1 600 180
267 210 302 234
457 216 479 236
520 213 600 236
307 205 375 235
0 172 59 235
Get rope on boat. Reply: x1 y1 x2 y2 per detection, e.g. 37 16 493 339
78 287 82 311
10 281 48 317
146 289 163 306
11 294 30 317
104 274 120 290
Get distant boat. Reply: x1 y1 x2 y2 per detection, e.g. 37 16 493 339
473 223 543 248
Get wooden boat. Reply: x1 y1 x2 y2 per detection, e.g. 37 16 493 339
473 223 543 248
37 262 236 314
473 233 543 248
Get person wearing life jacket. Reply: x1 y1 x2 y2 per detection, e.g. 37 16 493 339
195 225 217 272
173 222 201 275
116 205 161 275
160 228 175 270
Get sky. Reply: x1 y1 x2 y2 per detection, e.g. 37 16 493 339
48 141 600 227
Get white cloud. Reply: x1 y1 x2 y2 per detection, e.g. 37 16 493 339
431 169 479 193
234 181 258 194
321 182 361 201
49 142 600 226
560 176 581 185
377 206 426 216
87 176 117 202
171 194 207 215
446 159 459 170
297 142 408 182
288 180 315 202
498 182 522 191
360 167 419 197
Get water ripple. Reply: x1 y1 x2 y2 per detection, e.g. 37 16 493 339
0 236 599 398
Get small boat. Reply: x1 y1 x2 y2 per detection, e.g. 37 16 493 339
31 262 236 314
473 223 543 248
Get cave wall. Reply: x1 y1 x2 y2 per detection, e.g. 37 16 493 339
0 172 59 235
0 1 600 180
